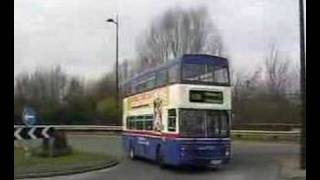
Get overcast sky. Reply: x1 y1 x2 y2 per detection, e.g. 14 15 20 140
14 0 304 81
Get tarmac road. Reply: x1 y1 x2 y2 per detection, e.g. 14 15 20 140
23 135 300 180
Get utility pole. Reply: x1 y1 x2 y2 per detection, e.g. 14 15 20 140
299 0 306 170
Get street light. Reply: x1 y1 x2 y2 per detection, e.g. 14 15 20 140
106 15 120 122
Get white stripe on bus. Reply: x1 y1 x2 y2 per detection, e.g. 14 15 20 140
123 133 230 141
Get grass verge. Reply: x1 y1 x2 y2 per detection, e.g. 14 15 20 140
14 148 118 179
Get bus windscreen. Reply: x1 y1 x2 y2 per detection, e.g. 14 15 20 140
179 109 229 138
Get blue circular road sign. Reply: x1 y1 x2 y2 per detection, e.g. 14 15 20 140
22 107 38 126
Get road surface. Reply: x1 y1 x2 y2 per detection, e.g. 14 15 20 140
24 135 300 180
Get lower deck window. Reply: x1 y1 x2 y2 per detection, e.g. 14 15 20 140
136 121 144 130
145 115 153 130
127 117 135 129
126 115 154 131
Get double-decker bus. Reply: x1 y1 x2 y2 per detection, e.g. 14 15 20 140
122 54 231 168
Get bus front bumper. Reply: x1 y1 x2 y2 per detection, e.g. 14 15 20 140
177 145 231 167
179 155 230 167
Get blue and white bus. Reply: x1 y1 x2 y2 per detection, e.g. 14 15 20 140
122 54 231 168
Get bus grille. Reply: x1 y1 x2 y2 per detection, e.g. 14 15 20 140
182 146 225 159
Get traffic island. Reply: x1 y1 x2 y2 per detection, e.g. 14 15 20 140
14 148 118 179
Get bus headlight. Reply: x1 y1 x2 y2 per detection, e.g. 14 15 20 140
225 150 230 156
180 145 188 151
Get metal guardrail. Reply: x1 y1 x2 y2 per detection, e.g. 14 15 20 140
232 123 301 126
231 129 300 142
14 125 300 141
53 125 122 131
14 125 122 131
231 130 300 135
232 123 301 131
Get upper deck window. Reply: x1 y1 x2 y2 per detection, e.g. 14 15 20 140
182 56 230 85
156 69 168 86
135 75 156 92
168 64 180 83
121 55 230 97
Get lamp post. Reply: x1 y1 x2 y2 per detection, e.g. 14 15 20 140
298 0 306 170
106 15 120 122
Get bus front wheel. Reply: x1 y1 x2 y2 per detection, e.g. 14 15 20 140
156 146 166 168
129 147 136 160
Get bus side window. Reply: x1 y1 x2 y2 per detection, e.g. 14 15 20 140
126 117 130 129
156 69 168 87
131 116 137 130
127 82 132 96
136 116 144 130
168 109 177 132
145 115 153 130
169 64 180 83
146 76 156 90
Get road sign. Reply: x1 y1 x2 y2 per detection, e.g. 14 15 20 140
14 126 55 140
22 107 38 126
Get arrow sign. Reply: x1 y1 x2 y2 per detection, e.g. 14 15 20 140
28 127 37 139
14 127 23 140
14 126 55 140
42 126 50 139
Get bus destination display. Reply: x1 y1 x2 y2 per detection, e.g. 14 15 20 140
189 90 223 104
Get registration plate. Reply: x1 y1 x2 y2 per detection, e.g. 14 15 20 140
210 160 222 165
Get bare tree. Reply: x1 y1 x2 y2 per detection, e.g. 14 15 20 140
287 62 300 94
264 44 291 97
135 6 225 71
64 78 84 102
232 70 246 123
232 67 263 123
231 43 300 125
14 66 69 110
